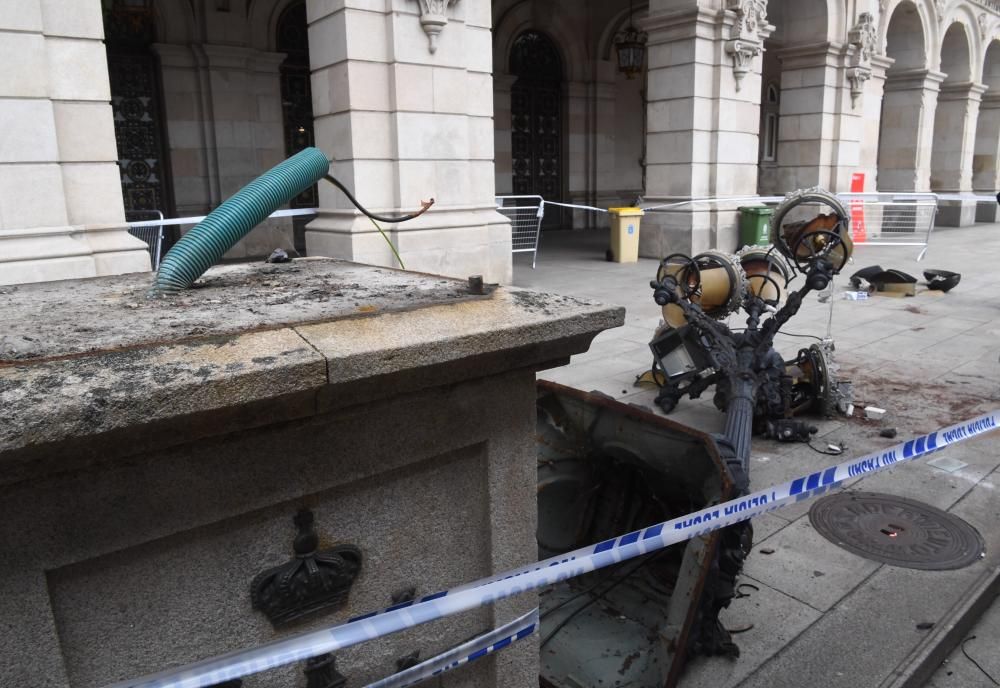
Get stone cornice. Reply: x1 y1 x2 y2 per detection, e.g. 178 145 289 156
150 43 197 67
642 7 726 45
871 54 895 70
938 81 989 100
883 68 947 91
0 261 624 478
980 92 1000 107
774 41 848 68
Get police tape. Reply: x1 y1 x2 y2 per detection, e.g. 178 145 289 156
107 410 999 688
363 608 538 688
126 208 318 229
641 195 784 211
540 200 608 213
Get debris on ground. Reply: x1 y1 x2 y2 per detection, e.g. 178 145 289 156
266 248 291 263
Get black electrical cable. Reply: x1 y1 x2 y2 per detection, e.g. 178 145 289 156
961 636 1000 686
539 551 666 648
540 559 635 620
806 440 844 456
324 174 433 223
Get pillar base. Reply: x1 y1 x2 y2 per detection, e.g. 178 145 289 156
305 206 513 284
0 225 151 286
975 199 999 223
936 200 978 227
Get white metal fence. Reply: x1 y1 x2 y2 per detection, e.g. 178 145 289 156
126 208 318 270
126 210 166 270
836 192 937 261
496 195 544 268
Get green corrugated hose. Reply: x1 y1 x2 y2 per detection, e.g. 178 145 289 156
149 147 330 295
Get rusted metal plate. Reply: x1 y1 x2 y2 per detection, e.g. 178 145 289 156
536 381 736 688
809 492 985 570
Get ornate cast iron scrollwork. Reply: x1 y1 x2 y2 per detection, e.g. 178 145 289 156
251 509 362 627
304 653 347 688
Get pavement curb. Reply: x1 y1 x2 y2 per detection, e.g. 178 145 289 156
877 565 1000 688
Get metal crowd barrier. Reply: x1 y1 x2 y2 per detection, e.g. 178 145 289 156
496 195 544 268
127 208 318 271
126 209 166 270
835 192 937 261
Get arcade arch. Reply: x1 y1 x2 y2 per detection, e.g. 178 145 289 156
929 22 976 193
757 0 831 194
876 1 933 191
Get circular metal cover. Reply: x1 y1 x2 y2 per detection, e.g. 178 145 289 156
809 492 985 570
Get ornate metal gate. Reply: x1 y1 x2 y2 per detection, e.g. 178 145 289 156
510 31 563 226
278 0 317 210
277 0 317 254
104 1 173 219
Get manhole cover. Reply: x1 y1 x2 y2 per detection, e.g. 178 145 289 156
809 492 985 570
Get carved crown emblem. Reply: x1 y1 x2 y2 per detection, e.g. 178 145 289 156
250 509 362 627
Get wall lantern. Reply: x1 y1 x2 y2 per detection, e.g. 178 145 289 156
614 0 648 79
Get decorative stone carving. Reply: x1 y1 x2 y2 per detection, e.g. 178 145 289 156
846 67 872 107
413 0 460 54
728 0 768 36
934 0 947 21
979 13 988 41
725 0 769 91
849 13 878 66
250 509 363 627
847 12 878 107
726 40 762 91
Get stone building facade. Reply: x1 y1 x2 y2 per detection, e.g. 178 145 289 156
2 0 999 286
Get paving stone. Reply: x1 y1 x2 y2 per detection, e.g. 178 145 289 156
742 517 882 612
740 466 1000 688
680 577 822 688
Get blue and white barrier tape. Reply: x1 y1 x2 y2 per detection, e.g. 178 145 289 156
107 411 999 688
363 608 538 688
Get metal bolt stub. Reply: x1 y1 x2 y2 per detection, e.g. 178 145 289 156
809 492 985 570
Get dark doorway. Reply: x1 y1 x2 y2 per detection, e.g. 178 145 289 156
510 31 563 228
103 1 175 245
277 0 316 254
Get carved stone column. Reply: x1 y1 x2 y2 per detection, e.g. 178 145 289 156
0 0 150 285
772 43 848 192
856 55 893 191
305 0 511 284
932 81 987 226
973 92 1000 222
641 0 771 257
876 69 944 192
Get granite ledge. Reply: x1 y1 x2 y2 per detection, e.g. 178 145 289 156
0 261 624 485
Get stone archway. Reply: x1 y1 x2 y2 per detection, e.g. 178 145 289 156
930 23 975 191
876 1 934 191
757 0 831 194
930 19 985 224
973 39 1000 220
